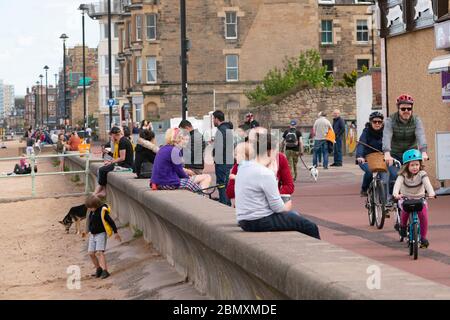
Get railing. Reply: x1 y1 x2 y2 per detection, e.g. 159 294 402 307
0 153 91 198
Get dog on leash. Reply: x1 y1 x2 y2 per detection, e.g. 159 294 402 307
59 204 88 234
309 165 319 182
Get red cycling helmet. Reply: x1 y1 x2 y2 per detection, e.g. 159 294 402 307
396 94 414 106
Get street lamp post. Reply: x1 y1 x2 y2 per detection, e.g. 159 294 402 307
54 73 58 126
44 65 49 127
35 81 39 128
180 0 188 121
107 0 113 130
39 74 43 128
60 33 69 128
79 4 88 130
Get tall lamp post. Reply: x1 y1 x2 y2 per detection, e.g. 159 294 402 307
107 0 113 130
54 73 58 126
180 0 188 121
44 65 49 127
39 74 44 128
60 33 69 128
35 81 39 128
79 4 88 130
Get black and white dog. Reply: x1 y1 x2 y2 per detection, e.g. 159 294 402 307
59 204 88 234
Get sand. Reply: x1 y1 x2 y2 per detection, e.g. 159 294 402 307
0 140 207 300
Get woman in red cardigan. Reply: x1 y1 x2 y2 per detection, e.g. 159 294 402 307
226 129 295 201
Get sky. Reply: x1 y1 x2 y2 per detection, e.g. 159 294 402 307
0 0 100 97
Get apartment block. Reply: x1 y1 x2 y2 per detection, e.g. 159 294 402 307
87 0 380 128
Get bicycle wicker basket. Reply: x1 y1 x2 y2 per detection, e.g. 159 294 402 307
366 152 387 172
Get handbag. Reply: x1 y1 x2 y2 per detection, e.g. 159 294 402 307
139 161 153 179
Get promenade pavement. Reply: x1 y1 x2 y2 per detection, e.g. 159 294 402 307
293 155 450 287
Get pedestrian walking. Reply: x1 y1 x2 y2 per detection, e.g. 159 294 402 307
331 109 345 167
312 112 333 169
282 120 303 181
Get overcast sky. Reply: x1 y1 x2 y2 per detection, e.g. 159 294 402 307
0 0 100 97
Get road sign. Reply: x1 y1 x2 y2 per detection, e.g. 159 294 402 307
108 99 115 107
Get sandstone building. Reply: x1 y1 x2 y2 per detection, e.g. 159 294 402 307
86 0 380 127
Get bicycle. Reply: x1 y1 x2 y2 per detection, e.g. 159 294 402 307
396 197 427 260
366 170 387 229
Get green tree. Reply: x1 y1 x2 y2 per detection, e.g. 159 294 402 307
245 49 333 105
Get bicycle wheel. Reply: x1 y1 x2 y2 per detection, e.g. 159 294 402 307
374 180 386 229
413 223 419 260
366 188 375 226
408 224 413 256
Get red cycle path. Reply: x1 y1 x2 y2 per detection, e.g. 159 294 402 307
292 156 450 287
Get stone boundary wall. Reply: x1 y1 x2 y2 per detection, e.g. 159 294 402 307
65 156 450 300
227 87 356 130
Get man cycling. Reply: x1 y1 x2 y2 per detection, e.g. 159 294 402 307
382 94 429 201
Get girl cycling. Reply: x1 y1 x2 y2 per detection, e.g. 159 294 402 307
393 149 435 248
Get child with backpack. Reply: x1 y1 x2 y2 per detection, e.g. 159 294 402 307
82 194 121 279
393 149 436 248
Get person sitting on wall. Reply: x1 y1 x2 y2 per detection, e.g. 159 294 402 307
93 127 134 198
134 129 158 179
150 128 211 193
66 131 81 151
234 132 320 239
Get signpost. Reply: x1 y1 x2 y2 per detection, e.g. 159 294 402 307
435 131 450 195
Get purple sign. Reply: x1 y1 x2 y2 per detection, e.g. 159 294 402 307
441 71 450 103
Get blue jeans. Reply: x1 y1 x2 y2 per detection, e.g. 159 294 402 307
238 211 320 240
215 164 233 206
359 163 397 202
313 140 328 168
333 136 343 165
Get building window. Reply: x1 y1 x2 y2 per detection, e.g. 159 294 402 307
127 23 132 47
318 0 335 4
357 59 370 72
354 1 373 4
113 23 119 39
136 15 142 41
146 56 157 83
102 56 109 75
121 29 125 50
321 20 333 44
146 14 157 40
322 60 334 77
226 55 239 81
114 55 119 75
136 57 142 84
225 12 237 39
356 20 369 42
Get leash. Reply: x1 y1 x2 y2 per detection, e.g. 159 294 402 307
299 155 311 170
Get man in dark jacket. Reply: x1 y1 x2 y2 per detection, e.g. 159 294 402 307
241 112 259 132
331 109 345 167
213 110 234 206
179 120 206 175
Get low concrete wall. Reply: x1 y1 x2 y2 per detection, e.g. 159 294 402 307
67 156 450 299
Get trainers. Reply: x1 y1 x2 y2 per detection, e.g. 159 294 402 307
360 190 368 197
420 238 429 248
399 226 407 238
100 270 110 279
91 267 103 278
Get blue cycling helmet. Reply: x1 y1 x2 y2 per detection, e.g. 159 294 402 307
402 149 422 165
